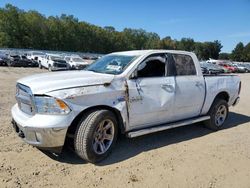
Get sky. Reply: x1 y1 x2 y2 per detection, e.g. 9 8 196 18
0 0 249 53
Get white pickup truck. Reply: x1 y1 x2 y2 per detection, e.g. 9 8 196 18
64 55 89 70
38 54 69 71
26 51 45 62
11 50 241 163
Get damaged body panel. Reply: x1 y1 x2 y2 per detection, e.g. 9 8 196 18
11 50 241 160
126 77 176 129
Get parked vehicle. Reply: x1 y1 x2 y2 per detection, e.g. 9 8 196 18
201 66 209 74
239 63 250 72
0 54 8 66
26 51 45 63
232 64 247 73
219 63 236 73
7 55 38 67
82 55 100 60
39 54 69 71
11 50 241 163
200 62 224 74
64 55 89 69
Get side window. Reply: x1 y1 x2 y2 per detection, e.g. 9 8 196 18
137 54 166 78
65 57 70 61
172 54 196 76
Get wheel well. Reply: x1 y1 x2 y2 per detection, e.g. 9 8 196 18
206 91 229 115
67 105 125 136
215 91 229 102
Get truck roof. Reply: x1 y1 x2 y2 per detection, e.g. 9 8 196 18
111 49 195 56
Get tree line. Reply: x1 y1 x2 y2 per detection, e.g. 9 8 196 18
0 4 248 62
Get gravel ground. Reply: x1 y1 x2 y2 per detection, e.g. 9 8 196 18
0 67 250 188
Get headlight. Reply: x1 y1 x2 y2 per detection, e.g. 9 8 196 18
34 96 71 114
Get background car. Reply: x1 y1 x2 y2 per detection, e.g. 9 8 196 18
200 61 224 74
0 53 8 66
239 63 250 72
64 55 89 69
233 64 247 73
39 54 69 71
7 55 38 67
218 63 236 73
26 51 45 63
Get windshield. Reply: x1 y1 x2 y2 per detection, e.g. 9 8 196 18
86 55 138 75
72 57 84 62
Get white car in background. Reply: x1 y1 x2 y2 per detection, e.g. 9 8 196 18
64 55 89 69
39 54 69 71
26 51 45 62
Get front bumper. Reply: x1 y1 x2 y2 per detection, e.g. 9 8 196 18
11 104 74 152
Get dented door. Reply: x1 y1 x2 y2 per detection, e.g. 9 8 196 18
127 77 175 128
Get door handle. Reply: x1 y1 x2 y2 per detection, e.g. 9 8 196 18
161 84 174 92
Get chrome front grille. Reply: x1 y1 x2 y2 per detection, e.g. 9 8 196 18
16 83 35 115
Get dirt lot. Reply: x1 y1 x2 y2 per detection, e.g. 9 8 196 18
0 67 250 188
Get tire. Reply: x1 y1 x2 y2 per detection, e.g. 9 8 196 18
38 63 42 69
74 110 118 163
204 99 228 130
48 65 52 72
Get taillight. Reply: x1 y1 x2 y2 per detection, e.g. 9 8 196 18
238 81 241 95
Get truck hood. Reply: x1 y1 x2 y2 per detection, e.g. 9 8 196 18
17 71 114 94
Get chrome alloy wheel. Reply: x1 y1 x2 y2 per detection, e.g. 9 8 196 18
215 105 227 126
92 119 115 155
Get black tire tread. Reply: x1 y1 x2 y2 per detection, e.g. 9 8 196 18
74 110 117 163
204 99 228 131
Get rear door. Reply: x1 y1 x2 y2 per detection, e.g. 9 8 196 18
127 53 176 129
171 53 205 120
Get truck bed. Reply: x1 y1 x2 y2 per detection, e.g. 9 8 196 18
201 74 240 115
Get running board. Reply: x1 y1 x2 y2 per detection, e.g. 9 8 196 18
127 116 210 138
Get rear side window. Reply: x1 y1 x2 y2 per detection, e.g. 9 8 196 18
172 54 196 76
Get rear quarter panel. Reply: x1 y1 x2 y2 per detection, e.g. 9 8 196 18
201 75 240 115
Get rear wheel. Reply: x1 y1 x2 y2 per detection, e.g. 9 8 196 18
204 99 228 130
74 110 118 163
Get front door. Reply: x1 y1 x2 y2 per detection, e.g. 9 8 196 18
127 53 176 129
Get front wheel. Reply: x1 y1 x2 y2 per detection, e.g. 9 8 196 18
48 65 52 72
204 99 228 130
38 63 42 69
74 110 118 163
